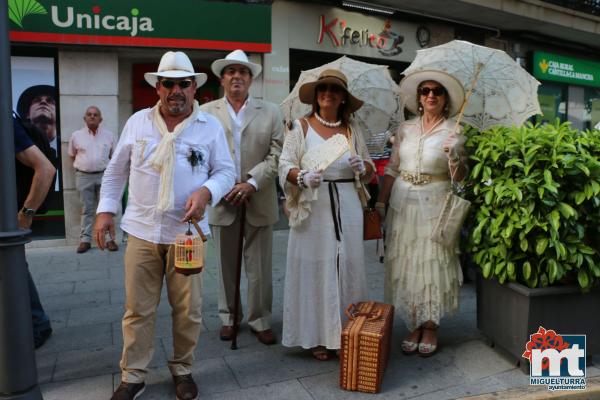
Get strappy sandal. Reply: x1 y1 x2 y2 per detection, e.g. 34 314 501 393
312 346 333 361
418 327 438 357
401 328 422 355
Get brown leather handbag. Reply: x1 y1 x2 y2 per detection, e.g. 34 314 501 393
363 208 383 240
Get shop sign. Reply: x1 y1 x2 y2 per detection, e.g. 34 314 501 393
533 51 600 88
8 0 271 52
317 15 405 57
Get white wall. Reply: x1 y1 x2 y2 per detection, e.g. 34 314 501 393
59 51 119 245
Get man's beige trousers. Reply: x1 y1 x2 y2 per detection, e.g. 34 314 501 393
120 235 203 383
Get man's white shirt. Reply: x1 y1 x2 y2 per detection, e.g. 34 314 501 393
97 108 235 243
225 97 258 189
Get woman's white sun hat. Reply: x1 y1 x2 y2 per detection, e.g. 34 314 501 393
399 70 465 117
144 51 207 87
211 49 262 78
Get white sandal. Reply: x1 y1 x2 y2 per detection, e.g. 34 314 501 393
401 329 421 354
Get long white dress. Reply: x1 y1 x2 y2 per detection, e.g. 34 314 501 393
384 117 465 331
281 125 368 350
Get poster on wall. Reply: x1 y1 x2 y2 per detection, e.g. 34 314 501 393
11 55 65 239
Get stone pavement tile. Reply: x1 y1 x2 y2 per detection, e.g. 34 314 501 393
33 268 109 284
48 309 69 330
36 351 57 384
29 260 79 276
53 341 169 382
36 322 113 356
587 365 600 377
408 376 510 400
206 379 313 400
177 328 264 361
41 373 113 400
36 281 75 297
75 277 125 294
224 345 338 388
43 291 110 312
450 339 516 381
68 303 125 327
299 370 384 400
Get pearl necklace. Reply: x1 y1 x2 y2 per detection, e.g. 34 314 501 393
315 112 342 128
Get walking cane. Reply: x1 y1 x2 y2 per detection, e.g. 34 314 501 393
231 203 246 350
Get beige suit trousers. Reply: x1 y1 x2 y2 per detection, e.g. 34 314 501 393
120 235 203 383
211 212 273 332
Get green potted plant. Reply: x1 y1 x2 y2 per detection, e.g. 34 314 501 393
463 120 600 372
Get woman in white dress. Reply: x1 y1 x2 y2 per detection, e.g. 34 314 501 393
376 70 467 357
278 69 374 360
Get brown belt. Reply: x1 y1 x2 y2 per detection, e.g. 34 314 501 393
76 169 105 174
399 170 448 185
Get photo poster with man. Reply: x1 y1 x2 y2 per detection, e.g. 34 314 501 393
11 55 65 238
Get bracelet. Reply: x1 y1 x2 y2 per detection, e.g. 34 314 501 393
296 169 307 189
375 201 386 208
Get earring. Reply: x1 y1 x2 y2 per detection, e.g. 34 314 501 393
342 100 346 104
418 105 423 112
444 105 449 112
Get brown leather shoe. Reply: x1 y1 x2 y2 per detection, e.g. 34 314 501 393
251 328 277 345
111 381 145 400
219 325 234 341
106 240 119 252
76 242 91 254
173 374 198 400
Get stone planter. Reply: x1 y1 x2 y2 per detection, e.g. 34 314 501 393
476 274 600 373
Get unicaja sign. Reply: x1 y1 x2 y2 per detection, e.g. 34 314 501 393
51 5 154 37
522 327 586 391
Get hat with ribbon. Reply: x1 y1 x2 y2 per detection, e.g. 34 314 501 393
299 69 363 113
144 51 207 87
399 70 465 117
211 49 262 78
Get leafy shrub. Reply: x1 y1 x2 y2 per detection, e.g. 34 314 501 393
464 121 600 290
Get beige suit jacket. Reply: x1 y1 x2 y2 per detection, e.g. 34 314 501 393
201 97 284 227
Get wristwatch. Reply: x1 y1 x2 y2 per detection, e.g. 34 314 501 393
20 207 36 216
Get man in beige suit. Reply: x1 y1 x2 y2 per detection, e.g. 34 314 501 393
201 50 283 345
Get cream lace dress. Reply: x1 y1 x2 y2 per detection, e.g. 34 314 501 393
279 121 371 350
384 117 465 330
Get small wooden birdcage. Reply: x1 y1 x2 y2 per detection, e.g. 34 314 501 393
174 221 204 275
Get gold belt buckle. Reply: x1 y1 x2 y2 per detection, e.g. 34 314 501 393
401 171 431 185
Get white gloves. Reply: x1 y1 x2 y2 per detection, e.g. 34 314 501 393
303 170 323 188
349 155 366 175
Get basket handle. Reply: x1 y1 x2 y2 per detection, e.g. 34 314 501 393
344 303 382 321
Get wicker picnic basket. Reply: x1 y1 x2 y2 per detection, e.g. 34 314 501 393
339 301 394 393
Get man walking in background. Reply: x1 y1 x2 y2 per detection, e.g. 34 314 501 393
68 106 118 253
201 49 283 345
13 115 56 349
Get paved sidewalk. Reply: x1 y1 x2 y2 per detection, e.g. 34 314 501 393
27 230 599 400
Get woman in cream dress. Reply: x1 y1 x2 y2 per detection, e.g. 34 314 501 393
278 69 374 360
376 70 467 357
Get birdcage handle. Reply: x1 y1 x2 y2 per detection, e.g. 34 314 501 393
189 219 208 242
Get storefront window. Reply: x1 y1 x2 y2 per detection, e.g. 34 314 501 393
584 87 600 130
536 82 567 124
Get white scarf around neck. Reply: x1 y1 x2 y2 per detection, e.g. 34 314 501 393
149 100 200 212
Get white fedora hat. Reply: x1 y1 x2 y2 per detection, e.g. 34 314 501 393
399 70 465 117
144 51 208 87
211 49 262 78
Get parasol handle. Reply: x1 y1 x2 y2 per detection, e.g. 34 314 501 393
452 62 484 136
347 125 369 207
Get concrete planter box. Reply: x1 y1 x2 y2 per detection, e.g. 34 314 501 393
476 274 600 373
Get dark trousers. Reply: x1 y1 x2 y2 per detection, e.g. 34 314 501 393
27 265 51 340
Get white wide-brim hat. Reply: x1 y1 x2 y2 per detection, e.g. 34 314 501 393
144 51 207 87
211 49 262 78
399 70 465 117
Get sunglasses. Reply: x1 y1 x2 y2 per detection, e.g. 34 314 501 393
316 84 343 93
419 86 446 96
160 79 194 89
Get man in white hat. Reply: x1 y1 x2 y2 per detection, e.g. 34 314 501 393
200 49 283 345
95 51 235 400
